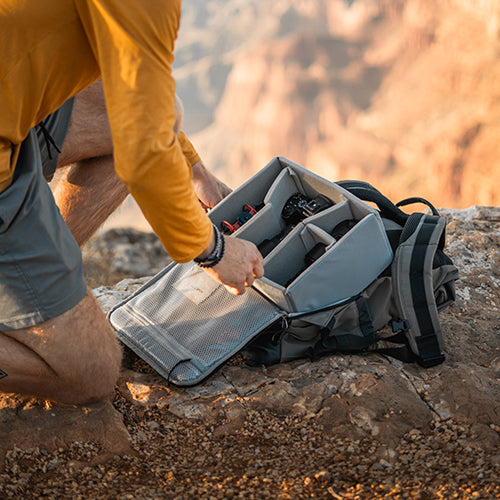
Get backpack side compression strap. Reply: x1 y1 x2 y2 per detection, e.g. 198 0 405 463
392 213 447 367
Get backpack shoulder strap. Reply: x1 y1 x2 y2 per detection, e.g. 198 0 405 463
391 213 447 367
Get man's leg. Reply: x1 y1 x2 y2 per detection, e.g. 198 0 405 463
0 124 122 404
53 80 129 247
0 290 121 405
53 156 129 247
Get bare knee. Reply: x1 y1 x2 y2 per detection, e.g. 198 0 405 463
0 289 122 405
54 291 123 404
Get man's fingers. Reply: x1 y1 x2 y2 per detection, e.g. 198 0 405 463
253 261 264 280
224 284 246 296
245 275 255 287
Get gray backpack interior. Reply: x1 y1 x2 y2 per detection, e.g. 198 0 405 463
108 157 394 386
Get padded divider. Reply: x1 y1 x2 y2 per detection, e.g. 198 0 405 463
304 200 353 233
235 203 283 244
209 157 350 240
263 167 305 208
209 157 284 230
285 213 393 312
254 210 393 313
263 224 335 286
278 157 346 204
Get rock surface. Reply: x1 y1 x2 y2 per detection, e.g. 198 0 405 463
1 206 499 497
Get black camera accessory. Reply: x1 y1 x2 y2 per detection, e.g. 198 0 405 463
258 193 334 257
221 204 259 234
302 194 334 217
258 224 296 258
330 219 357 241
286 242 328 286
194 223 225 268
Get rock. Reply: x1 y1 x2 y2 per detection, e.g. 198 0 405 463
193 0 500 210
91 206 498 447
1 206 498 479
82 228 172 288
93 278 151 313
0 396 132 472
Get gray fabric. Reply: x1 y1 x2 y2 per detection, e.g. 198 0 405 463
210 158 393 313
108 261 281 386
0 100 86 330
391 215 447 357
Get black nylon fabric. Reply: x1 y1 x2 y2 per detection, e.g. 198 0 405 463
336 180 409 226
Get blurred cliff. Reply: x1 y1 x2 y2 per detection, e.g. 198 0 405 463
175 0 499 209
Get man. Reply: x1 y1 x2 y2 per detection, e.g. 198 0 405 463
0 0 264 405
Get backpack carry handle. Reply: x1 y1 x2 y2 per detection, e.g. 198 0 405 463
336 180 409 225
337 181 441 223
396 197 439 216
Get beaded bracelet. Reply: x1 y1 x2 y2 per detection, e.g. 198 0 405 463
194 224 225 268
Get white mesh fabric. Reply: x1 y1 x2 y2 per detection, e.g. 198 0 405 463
109 263 280 386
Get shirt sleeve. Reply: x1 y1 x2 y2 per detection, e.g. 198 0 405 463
178 131 201 167
74 0 212 262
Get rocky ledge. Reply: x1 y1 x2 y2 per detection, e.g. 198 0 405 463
0 206 499 498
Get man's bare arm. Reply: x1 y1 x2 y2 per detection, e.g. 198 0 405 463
191 159 232 210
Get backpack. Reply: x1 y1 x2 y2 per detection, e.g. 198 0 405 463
108 158 458 386
242 180 459 369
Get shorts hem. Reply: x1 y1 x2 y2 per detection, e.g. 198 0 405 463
0 281 87 331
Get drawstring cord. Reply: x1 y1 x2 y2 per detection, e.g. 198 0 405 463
38 122 61 160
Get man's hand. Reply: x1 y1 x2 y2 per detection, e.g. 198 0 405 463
202 237 264 295
192 160 232 211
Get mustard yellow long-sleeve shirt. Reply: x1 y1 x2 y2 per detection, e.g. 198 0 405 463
0 0 212 262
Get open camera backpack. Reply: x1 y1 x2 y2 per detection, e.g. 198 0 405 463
108 157 459 386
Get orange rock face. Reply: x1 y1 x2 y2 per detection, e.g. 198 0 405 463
193 0 500 209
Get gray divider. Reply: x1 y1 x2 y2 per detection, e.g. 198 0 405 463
253 210 393 313
263 224 335 285
235 203 282 245
285 213 393 311
302 199 353 233
263 167 306 208
209 157 348 240
209 157 284 230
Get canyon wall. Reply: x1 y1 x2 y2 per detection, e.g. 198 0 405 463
176 0 500 209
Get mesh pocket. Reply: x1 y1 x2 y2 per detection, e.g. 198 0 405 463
109 263 280 386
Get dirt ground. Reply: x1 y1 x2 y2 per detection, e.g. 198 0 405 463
2 391 499 499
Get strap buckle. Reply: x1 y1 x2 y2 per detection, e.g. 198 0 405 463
391 319 410 333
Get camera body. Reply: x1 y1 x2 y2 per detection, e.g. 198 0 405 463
258 193 334 257
281 193 333 225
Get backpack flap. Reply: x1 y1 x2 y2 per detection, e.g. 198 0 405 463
108 262 284 386
391 213 450 367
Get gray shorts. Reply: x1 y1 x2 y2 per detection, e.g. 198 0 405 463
0 99 87 330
